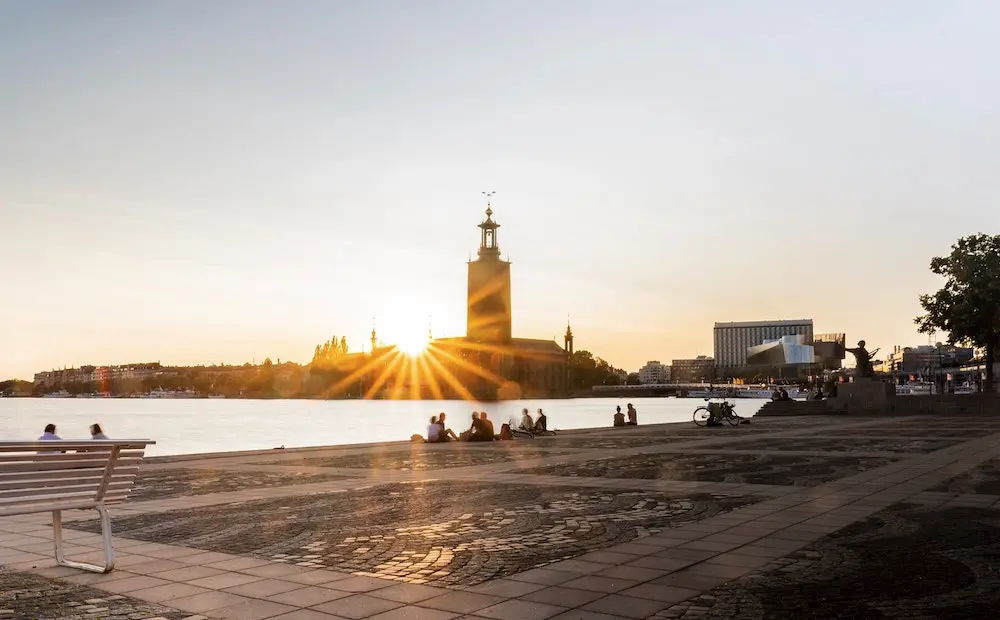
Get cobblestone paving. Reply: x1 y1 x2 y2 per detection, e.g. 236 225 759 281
652 502 1000 619
524 452 897 486
258 445 579 470
0 567 192 620
71 481 756 586
813 427 989 438
929 458 1000 495
536 435 695 450
713 437 963 454
130 467 348 501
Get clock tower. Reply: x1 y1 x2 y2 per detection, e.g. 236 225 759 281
467 205 512 343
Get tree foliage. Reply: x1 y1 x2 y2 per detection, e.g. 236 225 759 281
567 350 627 390
915 234 1000 392
312 335 350 369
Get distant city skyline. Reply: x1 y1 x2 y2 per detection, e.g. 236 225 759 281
4 1 1000 380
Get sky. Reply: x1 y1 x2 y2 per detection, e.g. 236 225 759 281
3 0 1000 380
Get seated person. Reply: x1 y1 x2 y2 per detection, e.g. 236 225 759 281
90 423 109 440
480 412 497 439
626 403 638 426
533 408 548 433
427 415 442 442
613 406 626 427
771 388 781 401
437 413 459 441
519 408 534 432
469 412 495 442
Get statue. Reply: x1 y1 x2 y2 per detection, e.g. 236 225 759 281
846 340 879 378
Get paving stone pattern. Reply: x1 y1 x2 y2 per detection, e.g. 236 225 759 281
929 458 1000 495
653 502 1000 620
718 437 963 454
130 467 347 501
73 480 756 586
0 567 193 620
525 452 897 486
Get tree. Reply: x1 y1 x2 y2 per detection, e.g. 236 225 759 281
915 234 1000 393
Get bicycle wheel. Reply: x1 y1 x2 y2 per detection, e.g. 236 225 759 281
693 407 711 426
725 412 742 426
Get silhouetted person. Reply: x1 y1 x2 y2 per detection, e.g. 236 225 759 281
534 408 548 433
626 403 638 426
437 413 459 441
39 424 60 440
779 388 790 401
613 406 626 427
90 423 108 439
480 412 496 439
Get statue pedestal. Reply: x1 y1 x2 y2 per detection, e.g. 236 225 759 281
829 379 896 413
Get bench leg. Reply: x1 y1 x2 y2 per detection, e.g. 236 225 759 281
52 506 116 573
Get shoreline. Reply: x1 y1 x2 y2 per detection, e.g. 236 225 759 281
143 419 701 463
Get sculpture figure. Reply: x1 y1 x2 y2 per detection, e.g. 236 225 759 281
846 340 879 378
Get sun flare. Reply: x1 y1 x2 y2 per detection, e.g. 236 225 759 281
397 332 429 356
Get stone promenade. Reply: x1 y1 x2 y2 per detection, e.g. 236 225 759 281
4 411 1000 619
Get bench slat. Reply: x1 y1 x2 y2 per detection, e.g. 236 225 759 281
0 450 144 463
0 480 135 503
0 499 99 517
0 481 136 508
0 440 154 451
0 457 144 474
0 466 140 483
0 473 138 494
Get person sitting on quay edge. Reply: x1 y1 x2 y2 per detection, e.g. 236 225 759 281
480 411 496 439
771 388 781 402
39 424 61 440
534 408 548 433
90 423 109 440
519 408 534 433
626 403 638 426
613 406 626 427
437 413 459 442
427 415 443 442
779 387 790 401
467 412 495 442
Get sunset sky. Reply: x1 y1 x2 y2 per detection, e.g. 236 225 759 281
3 1 1000 380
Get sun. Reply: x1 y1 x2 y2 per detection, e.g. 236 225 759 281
397 332 429 356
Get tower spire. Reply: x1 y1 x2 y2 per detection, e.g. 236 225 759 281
371 315 378 354
476 193 501 260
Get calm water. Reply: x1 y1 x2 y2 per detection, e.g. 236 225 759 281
0 397 768 457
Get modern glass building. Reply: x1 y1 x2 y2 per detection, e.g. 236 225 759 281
714 319 814 369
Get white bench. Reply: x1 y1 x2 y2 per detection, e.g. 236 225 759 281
0 439 155 573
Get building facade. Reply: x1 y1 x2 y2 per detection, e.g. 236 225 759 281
885 345 975 374
467 208 512 343
637 361 671 384
714 319 814 369
670 356 716 382
746 335 815 366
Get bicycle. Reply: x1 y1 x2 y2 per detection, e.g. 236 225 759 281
692 398 742 427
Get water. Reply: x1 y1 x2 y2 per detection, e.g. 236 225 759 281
0 397 768 457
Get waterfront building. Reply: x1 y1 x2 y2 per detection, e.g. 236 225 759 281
670 356 716 382
746 335 815 366
714 319 814 369
637 361 670 384
885 344 975 375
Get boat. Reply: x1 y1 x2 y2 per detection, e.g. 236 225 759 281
42 390 72 398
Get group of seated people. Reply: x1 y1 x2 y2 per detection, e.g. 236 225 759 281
425 408 549 443
612 403 638 427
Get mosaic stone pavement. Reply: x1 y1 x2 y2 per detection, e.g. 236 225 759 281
653 502 1000 620
929 458 1000 495
74 480 757 586
0 567 196 620
524 452 897 486
129 467 349 501
6 409 1000 620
